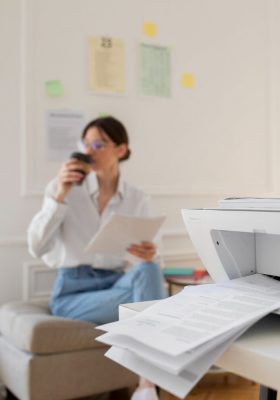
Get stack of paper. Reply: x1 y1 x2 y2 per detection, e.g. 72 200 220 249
163 268 212 285
96 274 280 398
218 197 280 210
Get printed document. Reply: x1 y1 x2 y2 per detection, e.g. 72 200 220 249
97 274 280 398
85 213 165 257
105 320 254 399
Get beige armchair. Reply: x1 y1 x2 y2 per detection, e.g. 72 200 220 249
0 301 137 400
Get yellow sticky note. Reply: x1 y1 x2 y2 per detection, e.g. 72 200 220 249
45 80 64 97
181 73 195 88
143 22 157 38
98 112 110 118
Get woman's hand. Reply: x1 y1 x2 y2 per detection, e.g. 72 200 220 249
127 241 156 262
54 159 89 202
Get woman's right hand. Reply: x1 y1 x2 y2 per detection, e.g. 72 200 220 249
54 159 89 202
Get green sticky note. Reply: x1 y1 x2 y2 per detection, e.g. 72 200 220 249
45 80 64 97
98 112 111 117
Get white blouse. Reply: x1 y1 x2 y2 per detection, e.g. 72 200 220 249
28 173 152 269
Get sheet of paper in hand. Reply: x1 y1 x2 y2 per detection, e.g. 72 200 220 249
85 213 166 257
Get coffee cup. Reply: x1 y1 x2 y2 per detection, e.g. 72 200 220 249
70 152 92 185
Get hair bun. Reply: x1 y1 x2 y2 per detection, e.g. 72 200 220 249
121 148 131 161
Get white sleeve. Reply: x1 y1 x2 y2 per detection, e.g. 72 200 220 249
27 183 68 259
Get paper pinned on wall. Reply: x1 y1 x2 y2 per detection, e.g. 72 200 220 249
181 73 195 88
143 21 157 38
46 110 86 161
88 36 125 94
140 43 171 97
45 80 64 97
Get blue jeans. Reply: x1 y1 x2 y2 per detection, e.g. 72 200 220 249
49 262 167 324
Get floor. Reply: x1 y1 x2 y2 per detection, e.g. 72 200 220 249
94 373 267 400
160 373 260 400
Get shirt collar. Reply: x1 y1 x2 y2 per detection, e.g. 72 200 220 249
85 172 125 199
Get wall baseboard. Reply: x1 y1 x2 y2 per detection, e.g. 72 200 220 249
23 261 56 301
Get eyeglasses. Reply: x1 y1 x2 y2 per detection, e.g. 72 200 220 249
77 139 110 152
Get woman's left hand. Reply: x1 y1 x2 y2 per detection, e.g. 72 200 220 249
127 241 156 262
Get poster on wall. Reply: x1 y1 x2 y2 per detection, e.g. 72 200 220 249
140 43 171 97
88 36 125 94
46 110 86 161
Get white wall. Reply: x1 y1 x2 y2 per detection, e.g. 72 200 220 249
1 0 280 305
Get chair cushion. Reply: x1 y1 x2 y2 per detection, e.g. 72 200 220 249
0 301 106 354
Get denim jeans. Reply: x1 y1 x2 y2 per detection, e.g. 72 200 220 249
49 262 167 324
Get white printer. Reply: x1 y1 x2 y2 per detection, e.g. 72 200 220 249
182 203 280 283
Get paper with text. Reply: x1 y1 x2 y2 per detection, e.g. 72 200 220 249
98 274 280 356
46 110 85 161
140 44 171 97
88 36 125 93
105 320 254 399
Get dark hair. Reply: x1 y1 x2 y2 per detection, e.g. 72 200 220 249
82 116 131 162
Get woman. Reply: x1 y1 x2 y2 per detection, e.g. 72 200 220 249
28 116 166 400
